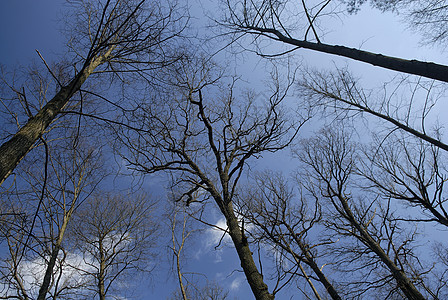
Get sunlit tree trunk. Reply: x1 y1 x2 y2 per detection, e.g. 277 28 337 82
0 48 113 187
224 202 274 300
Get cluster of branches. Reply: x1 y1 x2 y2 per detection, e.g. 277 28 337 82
2 0 448 299
0 0 182 299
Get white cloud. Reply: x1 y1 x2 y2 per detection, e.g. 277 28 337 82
204 215 254 247
205 218 231 248
230 276 244 291
0 251 95 298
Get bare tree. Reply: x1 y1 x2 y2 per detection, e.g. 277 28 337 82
297 128 435 299
0 203 29 299
220 0 448 83
238 171 342 299
169 205 197 300
297 68 448 152
116 56 307 299
358 133 448 227
0 133 103 300
0 0 186 186
296 67 448 228
168 203 230 300
68 192 158 300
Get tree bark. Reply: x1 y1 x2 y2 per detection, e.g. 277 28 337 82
292 236 341 300
337 194 425 300
224 202 274 300
245 26 448 83
98 239 106 300
0 48 113 187
37 209 75 300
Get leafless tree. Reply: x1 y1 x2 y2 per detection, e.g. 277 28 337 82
169 204 198 300
0 134 103 300
297 68 448 152
168 203 230 300
237 171 342 299
296 67 448 227
297 128 437 299
220 0 448 83
116 56 307 299
0 0 186 186
358 132 448 227
67 192 159 300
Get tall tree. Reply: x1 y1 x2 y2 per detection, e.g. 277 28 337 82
221 0 448 82
0 0 185 186
0 134 103 299
238 172 342 299
298 128 435 299
168 204 229 300
68 192 158 300
116 58 307 299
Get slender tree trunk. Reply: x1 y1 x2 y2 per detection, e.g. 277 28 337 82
176 251 188 300
0 47 113 187
172 211 188 300
245 26 448 83
224 202 274 300
37 214 72 300
291 237 341 300
98 240 106 300
297 262 322 300
337 194 425 300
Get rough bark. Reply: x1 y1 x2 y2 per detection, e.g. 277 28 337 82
293 237 341 300
0 48 112 187
224 202 274 300
337 194 425 300
245 26 448 83
36 209 75 300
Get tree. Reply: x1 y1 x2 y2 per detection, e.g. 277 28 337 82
219 6 448 297
298 128 435 299
296 67 448 227
169 204 198 300
168 203 230 300
297 67 448 152
359 132 448 227
221 0 448 83
0 134 103 300
116 57 307 299
238 171 342 299
0 0 185 186
68 192 158 300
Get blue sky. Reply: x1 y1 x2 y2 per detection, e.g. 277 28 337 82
1 1 448 299
0 1 66 66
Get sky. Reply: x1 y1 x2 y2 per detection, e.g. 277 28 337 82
0 1 66 66
1 0 448 299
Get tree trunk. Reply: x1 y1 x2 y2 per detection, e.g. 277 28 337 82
98 239 106 300
294 239 341 300
0 48 113 187
37 245 60 300
337 195 425 300
37 213 72 300
224 202 274 300
297 262 323 300
246 26 448 83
